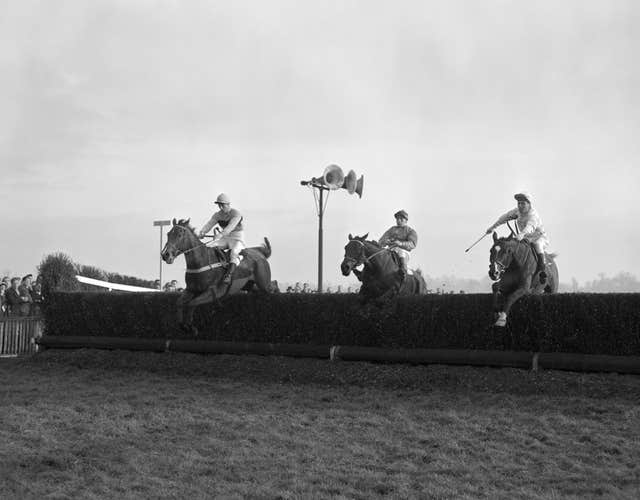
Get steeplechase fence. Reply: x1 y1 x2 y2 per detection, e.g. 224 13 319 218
0 316 43 357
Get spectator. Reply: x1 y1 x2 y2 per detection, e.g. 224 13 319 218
302 283 311 293
286 286 293 293
164 280 179 292
30 282 44 315
1 276 9 288
18 274 34 316
4 278 23 316
0 282 6 315
153 279 161 290
336 285 343 294
326 286 333 293
293 282 301 293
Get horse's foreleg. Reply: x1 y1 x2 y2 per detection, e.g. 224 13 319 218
181 289 217 336
496 282 530 327
491 282 502 313
176 291 193 329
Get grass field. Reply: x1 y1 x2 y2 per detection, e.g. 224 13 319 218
1 350 639 499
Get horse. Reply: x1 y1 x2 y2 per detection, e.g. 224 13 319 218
161 218 272 335
340 233 427 300
488 231 558 327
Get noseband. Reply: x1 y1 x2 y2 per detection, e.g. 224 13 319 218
491 240 522 278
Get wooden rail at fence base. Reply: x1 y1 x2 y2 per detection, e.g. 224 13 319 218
36 336 640 375
170 340 330 358
36 336 166 352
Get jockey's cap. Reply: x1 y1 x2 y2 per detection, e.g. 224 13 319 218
394 209 409 220
514 192 532 204
215 193 231 205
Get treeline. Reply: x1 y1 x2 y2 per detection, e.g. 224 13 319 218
426 272 640 294
38 252 155 297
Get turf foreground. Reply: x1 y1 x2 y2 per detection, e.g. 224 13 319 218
1 351 639 499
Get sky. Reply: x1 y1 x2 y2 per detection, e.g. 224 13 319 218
1 0 638 290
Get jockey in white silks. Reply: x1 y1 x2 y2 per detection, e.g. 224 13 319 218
198 193 245 284
378 209 418 280
486 191 550 284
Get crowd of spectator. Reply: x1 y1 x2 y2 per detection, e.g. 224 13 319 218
153 279 184 292
0 274 44 317
283 282 359 294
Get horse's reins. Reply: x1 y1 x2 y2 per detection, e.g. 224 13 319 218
346 240 391 268
492 237 530 277
164 226 228 273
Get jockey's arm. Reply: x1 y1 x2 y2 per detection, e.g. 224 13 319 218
198 214 220 238
487 208 518 233
397 229 418 251
378 228 393 247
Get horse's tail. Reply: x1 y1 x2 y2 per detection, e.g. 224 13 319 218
547 252 558 261
258 237 272 259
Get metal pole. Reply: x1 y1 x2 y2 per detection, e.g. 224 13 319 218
159 225 164 289
317 187 324 293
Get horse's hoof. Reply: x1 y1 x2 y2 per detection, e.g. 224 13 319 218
494 312 507 327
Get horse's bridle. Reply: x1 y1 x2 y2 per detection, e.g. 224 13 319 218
344 240 390 268
163 225 208 259
490 240 521 279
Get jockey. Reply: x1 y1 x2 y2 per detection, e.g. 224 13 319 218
378 209 418 280
198 193 245 284
486 191 550 284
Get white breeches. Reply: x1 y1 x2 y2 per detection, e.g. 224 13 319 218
392 248 410 263
211 232 245 265
527 236 549 254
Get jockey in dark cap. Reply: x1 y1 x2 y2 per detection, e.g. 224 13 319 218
378 209 418 280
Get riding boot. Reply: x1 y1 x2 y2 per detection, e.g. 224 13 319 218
398 259 407 282
536 252 547 285
223 263 237 284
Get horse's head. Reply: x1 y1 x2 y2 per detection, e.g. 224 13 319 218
488 232 518 281
161 218 196 264
340 233 369 276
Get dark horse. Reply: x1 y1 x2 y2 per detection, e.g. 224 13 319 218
340 233 427 299
161 218 272 334
489 231 558 327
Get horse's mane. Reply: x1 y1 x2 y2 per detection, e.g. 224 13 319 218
176 218 196 234
351 234 382 249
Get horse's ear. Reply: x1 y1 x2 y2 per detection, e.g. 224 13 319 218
348 233 353 240
172 218 176 225
362 232 369 240
492 232 498 243
186 218 190 225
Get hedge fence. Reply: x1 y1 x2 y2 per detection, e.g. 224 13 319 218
42 292 640 356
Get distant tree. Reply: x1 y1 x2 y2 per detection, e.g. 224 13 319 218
107 273 155 288
38 252 79 296
582 271 640 292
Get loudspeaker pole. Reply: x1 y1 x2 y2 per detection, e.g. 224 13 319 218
317 185 325 293
301 165 363 294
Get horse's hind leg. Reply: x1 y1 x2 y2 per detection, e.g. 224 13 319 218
253 262 272 293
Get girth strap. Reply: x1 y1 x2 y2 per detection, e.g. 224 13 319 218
185 262 226 274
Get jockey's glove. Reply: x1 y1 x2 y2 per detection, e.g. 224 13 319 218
515 233 525 241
